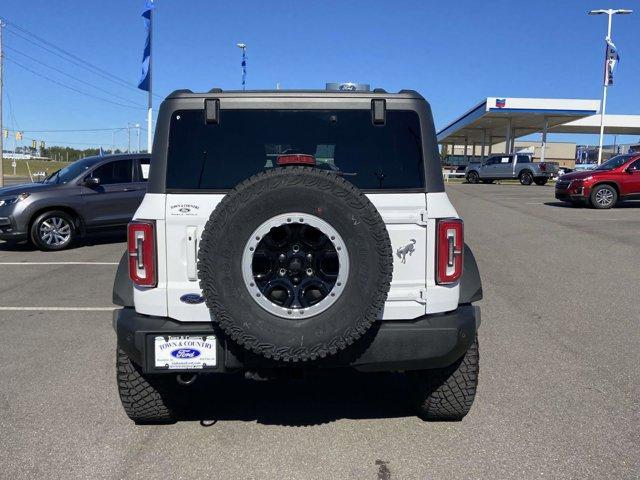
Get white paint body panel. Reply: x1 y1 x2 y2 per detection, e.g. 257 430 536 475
133 190 461 322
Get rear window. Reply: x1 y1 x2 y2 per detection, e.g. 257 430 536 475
166 109 424 190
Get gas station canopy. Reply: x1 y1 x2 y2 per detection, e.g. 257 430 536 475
437 97 601 146
550 114 640 135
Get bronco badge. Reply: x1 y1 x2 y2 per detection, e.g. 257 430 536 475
396 239 416 263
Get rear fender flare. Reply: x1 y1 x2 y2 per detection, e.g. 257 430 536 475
459 243 482 304
113 251 134 307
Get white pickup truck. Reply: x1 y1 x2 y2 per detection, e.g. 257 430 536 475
465 154 558 185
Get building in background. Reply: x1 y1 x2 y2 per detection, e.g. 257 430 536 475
442 141 577 168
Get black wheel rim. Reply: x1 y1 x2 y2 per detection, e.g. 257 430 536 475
252 223 338 309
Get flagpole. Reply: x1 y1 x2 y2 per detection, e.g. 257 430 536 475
146 5 153 153
596 14 612 166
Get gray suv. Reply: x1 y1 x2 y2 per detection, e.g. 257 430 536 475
0 154 150 250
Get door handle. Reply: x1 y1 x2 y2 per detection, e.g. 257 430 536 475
186 226 198 281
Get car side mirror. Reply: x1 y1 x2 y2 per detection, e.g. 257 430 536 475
85 177 101 186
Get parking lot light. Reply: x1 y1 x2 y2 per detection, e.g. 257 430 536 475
588 8 633 165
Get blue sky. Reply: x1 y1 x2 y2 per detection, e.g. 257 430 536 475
1 0 638 151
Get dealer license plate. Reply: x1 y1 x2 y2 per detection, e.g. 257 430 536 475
154 335 217 370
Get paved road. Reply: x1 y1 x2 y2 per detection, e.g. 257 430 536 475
0 184 638 479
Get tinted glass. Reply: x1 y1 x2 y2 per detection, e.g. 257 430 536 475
594 154 633 171
517 155 531 163
92 160 133 184
629 159 640 172
43 157 97 184
166 109 424 190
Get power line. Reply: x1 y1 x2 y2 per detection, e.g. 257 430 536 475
4 45 143 108
2 18 163 100
4 56 147 110
5 127 130 133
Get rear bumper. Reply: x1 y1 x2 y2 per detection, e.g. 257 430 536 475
113 305 480 374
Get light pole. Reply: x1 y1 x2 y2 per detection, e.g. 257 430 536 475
237 43 247 90
588 8 633 164
136 124 140 153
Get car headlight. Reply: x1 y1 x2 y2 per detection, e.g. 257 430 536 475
0 192 30 207
573 176 592 183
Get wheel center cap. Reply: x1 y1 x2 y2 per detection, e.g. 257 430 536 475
288 257 303 273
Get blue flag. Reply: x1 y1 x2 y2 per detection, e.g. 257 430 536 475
241 48 247 89
137 0 155 91
604 36 620 86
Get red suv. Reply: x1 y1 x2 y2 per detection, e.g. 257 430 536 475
555 154 640 209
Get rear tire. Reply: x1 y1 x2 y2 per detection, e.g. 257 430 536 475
519 171 533 186
534 178 548 186
466 171 479 184
409 337 479 421
30 210 77 251
116 347 177 424
590 184 617 209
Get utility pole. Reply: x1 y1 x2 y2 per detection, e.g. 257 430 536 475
127 124 131 153
136 123 140 153
111 130 115 154
589 8 633 164
0 20 4 188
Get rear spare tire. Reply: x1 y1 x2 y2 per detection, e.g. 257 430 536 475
198 167 393 362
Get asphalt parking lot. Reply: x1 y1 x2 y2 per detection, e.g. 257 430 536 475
1 183 638 480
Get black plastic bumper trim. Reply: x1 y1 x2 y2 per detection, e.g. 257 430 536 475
113 305 480 374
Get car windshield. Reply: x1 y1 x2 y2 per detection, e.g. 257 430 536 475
43 158 95 184
594 154 632 171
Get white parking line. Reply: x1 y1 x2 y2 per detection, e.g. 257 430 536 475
0 307 116 311
0 262 118 265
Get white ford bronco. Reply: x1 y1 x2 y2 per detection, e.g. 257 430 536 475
113 85 483 423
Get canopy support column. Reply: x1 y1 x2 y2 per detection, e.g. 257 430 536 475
540 117 548 163
504 119 513 154
464 137 469 162
481 129 487 161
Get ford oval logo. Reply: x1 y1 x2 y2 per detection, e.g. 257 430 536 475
180 294 205 304
179 207 191 213
171 348 201 359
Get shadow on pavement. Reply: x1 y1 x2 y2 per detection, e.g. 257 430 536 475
0 229 126 252
171 370 414 426
544 200 640 209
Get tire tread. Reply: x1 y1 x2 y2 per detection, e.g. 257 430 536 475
410 337 479 421
116 348 175 424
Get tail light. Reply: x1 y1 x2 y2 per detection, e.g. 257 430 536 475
128 220 157 287
436 219 463 285
539 163 547 172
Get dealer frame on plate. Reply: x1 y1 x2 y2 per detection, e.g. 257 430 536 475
153 335 217 370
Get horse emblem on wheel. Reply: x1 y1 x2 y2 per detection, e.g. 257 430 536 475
396 239 416 263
